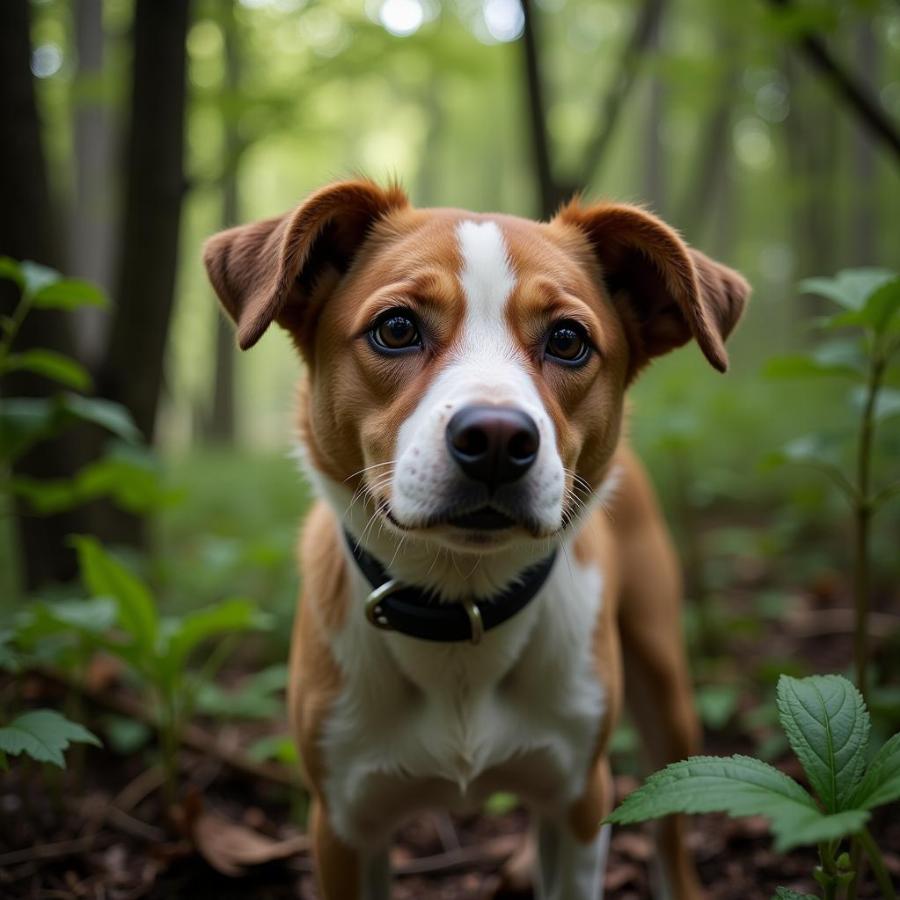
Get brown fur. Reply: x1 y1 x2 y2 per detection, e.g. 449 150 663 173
204 180 750 900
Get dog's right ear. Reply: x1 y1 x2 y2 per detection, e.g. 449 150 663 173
203 179 409 350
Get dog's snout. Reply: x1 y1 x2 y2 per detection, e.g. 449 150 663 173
446 405 539 490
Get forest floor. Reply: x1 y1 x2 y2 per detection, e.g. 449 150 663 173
3 584 899 899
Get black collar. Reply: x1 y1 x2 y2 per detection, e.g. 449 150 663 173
343 529 557 645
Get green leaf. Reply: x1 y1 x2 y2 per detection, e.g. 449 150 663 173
12 448 167 516
32 278 107 310
696 683 740 730
246 733 299 766
850 386 900 423
801 269 895 311
851 732 900 811
0 709 100 768
764 341 867 381
4 349 92 390
763 353 863 381
776 675 870 813
605 754 867 851
71 536 158 657
0 397 57 462
825 277 900 335
19 261 61 297
57 395 141 442
0 256 24 289
159 598 269 678
0 395 140 464
773 888 817 900
17 597 118 642
194 664 287 720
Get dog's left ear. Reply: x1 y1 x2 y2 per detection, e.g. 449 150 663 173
203 179 409 350
554 201 749 372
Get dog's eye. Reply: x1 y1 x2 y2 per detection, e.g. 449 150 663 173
545 321 590 365
370 311 421 353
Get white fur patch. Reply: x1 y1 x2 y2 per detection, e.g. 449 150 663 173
389 220 566 544
321 546 606 847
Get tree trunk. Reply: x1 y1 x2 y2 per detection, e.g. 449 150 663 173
0 0 87 589
99 0 191 445
93 0 191 544
851 21 878 265
70 0 116 367
207 0 240 445
642 16 666 217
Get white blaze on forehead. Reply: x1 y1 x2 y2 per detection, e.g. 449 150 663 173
456 220 516 351
389 217 565 537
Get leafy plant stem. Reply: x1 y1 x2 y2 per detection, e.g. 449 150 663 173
818 841 838 900
852 351 884 704
0 286 32 374
845 837 863 900
858 826 896 899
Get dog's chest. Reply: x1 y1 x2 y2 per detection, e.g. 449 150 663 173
320 556 606 845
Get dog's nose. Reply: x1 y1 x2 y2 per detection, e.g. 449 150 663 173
446 405 540 490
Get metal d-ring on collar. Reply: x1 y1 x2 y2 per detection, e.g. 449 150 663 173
365 578 485 645
349 530 555 646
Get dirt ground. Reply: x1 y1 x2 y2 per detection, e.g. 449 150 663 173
3 583 899 899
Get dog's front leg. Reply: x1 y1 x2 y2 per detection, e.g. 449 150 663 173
536 817 611 900
311 798 391 900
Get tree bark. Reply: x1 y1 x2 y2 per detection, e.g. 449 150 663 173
520 0 561 218
0 0 87 588
208 0 240 445
99 0 191 446
577 0 667 190
91 0 191 545
642 12 666 217
70 0 116 367
851 21 878 265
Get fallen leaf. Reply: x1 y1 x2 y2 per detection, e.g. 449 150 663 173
192 809 309 877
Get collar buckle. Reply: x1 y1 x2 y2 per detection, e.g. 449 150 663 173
365 578 484 645
460 596 484 645
365 578 402 630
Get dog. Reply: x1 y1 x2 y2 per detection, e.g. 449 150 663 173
203 179 749 900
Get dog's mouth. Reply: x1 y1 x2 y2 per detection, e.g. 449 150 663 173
446 506 516 531
384 502 543 538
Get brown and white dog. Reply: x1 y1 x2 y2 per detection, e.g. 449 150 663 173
203 179 749 900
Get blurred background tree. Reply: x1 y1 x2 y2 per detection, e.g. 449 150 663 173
1 0 898 598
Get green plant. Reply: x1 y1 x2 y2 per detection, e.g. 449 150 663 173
0 709 99 770
0 257 168 575
607 674 898 900
64 537 270 802
764 269 900 704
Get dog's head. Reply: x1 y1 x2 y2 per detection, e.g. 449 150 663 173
204 179 748 558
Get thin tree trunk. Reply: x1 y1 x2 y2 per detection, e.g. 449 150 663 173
519 0 667 218
0 0 88 588
577 0 667 189
851 21 878 265
643 15 666 217
94 0 191 544
208 0 240 444
70 0 116 367
416 74 446 207
519 0 560 218
768 0 900 164
675 57 737 241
